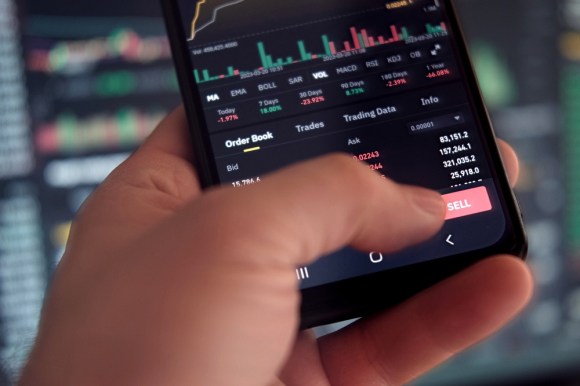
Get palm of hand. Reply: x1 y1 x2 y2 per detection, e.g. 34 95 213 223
19 108 532 386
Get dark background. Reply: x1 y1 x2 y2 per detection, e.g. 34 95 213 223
0 0 577 384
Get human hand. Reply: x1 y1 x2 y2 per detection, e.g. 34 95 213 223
19 108 532 386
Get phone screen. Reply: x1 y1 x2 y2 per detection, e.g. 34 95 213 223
168 0 523 290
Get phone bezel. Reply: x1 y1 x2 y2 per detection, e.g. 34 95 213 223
161 0 527 329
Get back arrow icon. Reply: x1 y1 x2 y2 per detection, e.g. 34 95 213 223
446 235 455 246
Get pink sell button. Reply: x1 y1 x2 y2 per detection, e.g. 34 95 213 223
442 186 492 220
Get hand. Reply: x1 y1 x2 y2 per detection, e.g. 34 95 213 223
19 108 532 386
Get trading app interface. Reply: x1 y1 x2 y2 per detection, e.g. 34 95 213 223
179 0 510 289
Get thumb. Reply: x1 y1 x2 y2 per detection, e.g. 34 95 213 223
104 154 445 386
23 154 445 386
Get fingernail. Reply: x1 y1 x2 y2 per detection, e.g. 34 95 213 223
409 188 446 217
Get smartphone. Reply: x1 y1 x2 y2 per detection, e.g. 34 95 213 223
161 0 527 328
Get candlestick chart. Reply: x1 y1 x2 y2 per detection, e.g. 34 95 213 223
186 0 448 84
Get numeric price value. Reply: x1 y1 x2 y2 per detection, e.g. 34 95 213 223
232 177 262 188
450 167 481 180
439 143 472 155
440 131 469 143
443 155 477 168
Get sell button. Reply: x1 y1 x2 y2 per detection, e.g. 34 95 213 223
442 186 492 220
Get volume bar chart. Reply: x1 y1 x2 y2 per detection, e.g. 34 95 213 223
194 22 448 83
194 66 241 83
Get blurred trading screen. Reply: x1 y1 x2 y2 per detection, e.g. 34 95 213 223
0 0 577 385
